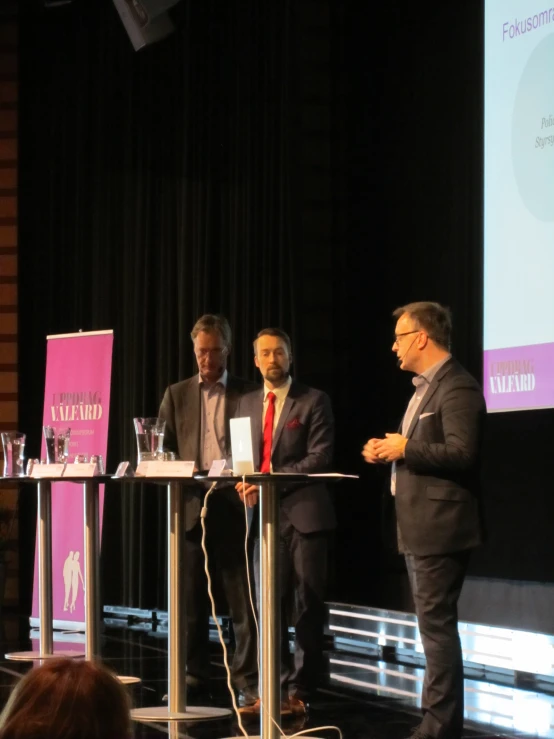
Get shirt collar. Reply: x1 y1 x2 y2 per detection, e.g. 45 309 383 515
414 354 452 387
199 369 228 388
264 375 292 401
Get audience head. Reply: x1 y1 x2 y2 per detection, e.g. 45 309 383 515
0 658 131 739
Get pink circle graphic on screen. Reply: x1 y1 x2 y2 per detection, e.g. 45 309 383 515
512 32 554 222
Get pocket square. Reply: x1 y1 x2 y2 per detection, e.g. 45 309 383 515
419 412 435 419
286 418 303 430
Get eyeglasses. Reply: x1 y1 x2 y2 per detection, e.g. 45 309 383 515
195 348 226 357
393 330 420 343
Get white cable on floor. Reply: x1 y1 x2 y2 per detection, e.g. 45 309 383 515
202 475 342 739
290 727 343 739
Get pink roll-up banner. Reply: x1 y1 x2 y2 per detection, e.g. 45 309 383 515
31 330 113 631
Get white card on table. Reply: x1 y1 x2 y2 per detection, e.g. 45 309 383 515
208 459 227 477
136 460 195 478
31 464 65 478
113 461 134 478
63 462 98 478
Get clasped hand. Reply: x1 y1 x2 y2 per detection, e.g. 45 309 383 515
362 433 407 464
235 481 259 507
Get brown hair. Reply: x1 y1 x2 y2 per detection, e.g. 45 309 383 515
0 658 131 739
190 314 232 349
393 301 452 350
253 327 292 356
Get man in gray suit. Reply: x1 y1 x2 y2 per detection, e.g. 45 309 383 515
363 302 485 739
236 327 335 716
158 314 258 704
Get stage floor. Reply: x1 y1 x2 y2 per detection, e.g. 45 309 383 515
0 617 548 739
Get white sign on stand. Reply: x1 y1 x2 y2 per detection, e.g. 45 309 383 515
230 418 255 475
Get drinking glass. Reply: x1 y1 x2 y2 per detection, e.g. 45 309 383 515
43 426 71 464
1 431 26 477
133 417 165 463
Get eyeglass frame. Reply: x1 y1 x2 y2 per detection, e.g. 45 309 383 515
393 330 421 344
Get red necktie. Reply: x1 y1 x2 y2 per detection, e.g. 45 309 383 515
260 392 276 473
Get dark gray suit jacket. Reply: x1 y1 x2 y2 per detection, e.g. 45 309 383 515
158 373 258 530
395 358 485 556
237 380 336 534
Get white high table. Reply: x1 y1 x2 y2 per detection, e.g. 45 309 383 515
126 476 232 723
202 472 346 739
2 471 351 737
3 474 139 687
130 472 346 736
3 475 102 661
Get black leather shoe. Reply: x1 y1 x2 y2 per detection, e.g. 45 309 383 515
237 698 293 717
237 685 259 707
406 726 436 739
287 695 308 716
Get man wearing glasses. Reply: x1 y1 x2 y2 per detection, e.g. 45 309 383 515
362 302 485 739
159 314 259 707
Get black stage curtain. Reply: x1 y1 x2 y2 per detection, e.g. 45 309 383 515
19 0 299 611
340 0 554 598
17 0 554 623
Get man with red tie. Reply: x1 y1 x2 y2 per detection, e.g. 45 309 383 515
236 328 335 716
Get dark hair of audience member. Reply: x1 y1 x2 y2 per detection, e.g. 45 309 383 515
0 658 131 739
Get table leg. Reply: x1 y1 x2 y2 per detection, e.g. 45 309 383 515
260 481 281 739
39 481 54 655
84 481 100 660
132 482 230 722
6 481 83 661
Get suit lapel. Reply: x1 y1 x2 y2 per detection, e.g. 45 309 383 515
224 375 239 456
181 378 201 463
248 389 264 469
405 382 440 438
272 393 296 452
404 359 454 438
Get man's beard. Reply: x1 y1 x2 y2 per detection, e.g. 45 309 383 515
267 367 288 381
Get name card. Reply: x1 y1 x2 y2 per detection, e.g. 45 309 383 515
63 462 98 478
208 459 227 477
136 460 195 478
31 464 65 479
113 462 134 478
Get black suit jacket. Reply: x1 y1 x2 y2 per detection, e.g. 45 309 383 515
158 373 258 530
237 380 336 534
394 358 485 556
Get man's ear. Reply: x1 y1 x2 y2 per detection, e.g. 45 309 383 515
254 354 260 369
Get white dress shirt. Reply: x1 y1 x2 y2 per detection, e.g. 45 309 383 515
391 354 451 495
262 375 292 429
199 369 227 470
